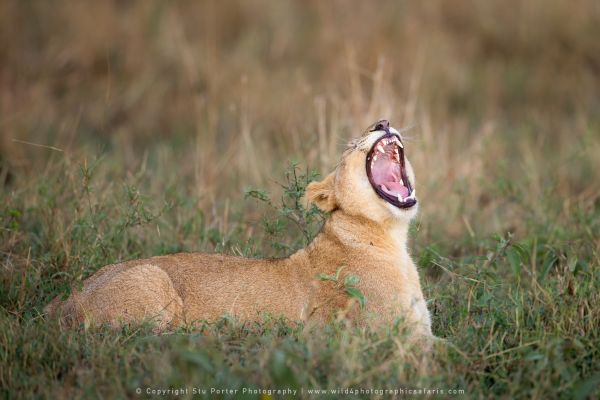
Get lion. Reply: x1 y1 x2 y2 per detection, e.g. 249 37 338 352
45 120 432 337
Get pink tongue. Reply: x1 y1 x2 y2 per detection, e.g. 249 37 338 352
381 182 409 198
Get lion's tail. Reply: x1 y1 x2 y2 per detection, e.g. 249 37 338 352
44 294 75 324
44 295 63 318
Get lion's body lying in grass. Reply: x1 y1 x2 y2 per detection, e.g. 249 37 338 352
46 120 432 337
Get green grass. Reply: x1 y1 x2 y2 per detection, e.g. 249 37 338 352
1 155 599 399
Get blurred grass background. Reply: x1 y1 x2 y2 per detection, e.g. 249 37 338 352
1 0 599 398
1 0 599 249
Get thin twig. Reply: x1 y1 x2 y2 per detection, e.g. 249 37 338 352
432 260 483 284
12 139 63 152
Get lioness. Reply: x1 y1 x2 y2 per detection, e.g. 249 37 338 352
46 120 432 337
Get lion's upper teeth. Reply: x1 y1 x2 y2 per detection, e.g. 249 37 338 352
377 144 385 154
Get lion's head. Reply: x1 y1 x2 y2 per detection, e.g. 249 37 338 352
306 120 418 224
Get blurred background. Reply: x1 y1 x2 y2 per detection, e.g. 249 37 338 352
1 0 599 255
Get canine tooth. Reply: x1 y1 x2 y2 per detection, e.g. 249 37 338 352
377 144 385 154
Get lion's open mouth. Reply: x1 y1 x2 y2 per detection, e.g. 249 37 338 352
366 134 417 209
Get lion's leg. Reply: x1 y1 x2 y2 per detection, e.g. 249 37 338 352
64 264 184 331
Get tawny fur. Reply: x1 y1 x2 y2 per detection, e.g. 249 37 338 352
45 126 432 337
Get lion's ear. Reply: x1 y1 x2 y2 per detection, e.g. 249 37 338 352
306 172 337 212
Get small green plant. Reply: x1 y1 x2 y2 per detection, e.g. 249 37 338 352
318 266 366 309
245 162 326 254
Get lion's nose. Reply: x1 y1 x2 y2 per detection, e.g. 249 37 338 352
373 120 390 131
